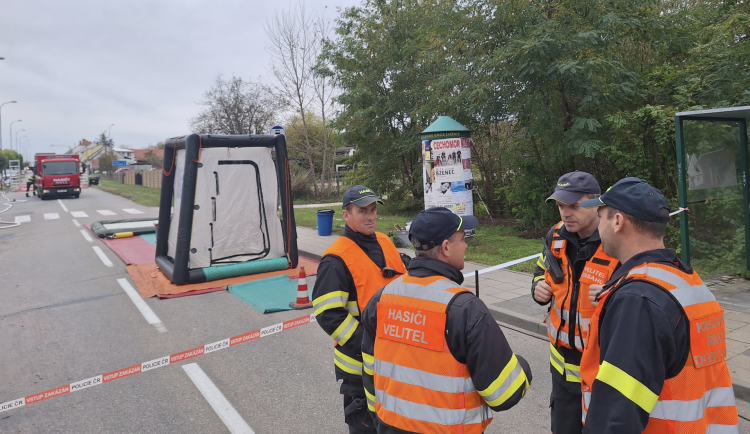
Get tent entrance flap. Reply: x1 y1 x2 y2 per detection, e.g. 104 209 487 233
210 160 271 264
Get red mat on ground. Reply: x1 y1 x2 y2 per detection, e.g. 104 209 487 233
126 256 320 299
100 236 156 265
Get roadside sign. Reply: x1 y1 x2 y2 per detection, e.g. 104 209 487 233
270 126 285 136
112 160 127 167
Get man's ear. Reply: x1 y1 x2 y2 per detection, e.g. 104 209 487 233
613 212 625 234
342 208 350 223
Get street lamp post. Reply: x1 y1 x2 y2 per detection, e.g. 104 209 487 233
15 129 25 152
108 124 114 146
9 119 22 151
17 135 26 152
0 100 17 150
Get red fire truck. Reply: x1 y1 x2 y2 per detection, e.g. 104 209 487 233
34 153 82 199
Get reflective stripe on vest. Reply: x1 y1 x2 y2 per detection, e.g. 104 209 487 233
375 389 489 426
650 387 736 422
375 358 477 393
580 262 739 432
627 265 717 307
552 304 590 332
547 317 585 351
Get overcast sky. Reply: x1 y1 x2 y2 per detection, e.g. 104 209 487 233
0 0 360 158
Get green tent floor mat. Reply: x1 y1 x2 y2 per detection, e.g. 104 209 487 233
228 275 307 314
140 233 157 246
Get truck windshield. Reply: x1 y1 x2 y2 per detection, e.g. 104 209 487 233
43 161 78 175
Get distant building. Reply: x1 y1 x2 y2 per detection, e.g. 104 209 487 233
335 146 356 157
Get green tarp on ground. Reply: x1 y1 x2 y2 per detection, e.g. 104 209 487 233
228 275 306 314
140 233 157 246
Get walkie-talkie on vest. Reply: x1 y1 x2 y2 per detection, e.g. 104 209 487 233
541 237 564 284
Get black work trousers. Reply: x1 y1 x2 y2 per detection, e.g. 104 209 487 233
343 394 376 434
550 368 583 434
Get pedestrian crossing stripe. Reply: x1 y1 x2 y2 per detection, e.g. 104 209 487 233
97 210 117 216
15 215 31 223
122 209 144 214
44 213 60 220
71 211 89 218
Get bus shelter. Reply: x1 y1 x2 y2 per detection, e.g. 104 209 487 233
675 106 750 276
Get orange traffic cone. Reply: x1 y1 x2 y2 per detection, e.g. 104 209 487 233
289 266 312 310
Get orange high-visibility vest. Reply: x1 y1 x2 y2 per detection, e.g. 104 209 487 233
322 232 406 313
318 233 406 376
545 221 618 382
580 262 739 433
371 274 494 434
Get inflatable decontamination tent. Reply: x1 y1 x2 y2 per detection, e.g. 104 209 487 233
155 134 298 285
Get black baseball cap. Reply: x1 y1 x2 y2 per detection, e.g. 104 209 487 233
580 177 670 223
546 171 601 204
342 185 383 209
409 207 479 251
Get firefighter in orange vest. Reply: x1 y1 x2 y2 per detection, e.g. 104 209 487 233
361 207 532 433
531 171 619 434
312 185 407 433
579 177 738 433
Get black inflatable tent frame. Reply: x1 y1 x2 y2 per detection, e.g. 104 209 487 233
155 134 298 285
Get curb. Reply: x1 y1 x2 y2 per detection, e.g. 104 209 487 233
733 378 750 403
299 250 322 262
488 306 547 337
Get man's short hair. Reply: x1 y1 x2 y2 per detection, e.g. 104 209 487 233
411 231 462 258
607 206 668 239
412 238 440 258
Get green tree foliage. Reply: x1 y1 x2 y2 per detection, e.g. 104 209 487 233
98 151 115 175
325 0 460 207
285 112 338 194
0 149 23 170
327 0 750 231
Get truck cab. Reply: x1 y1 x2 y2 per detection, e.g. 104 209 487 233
35 154 82 199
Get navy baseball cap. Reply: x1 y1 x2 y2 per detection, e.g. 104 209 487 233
409 207 479 251
546 171 601 204
580 177 670 223
342 185 383 209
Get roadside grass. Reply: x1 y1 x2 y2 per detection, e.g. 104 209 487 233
93 179 162 207
293 206 539 273
92 180 539 273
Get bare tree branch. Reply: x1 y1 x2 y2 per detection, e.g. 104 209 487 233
189 75 281 135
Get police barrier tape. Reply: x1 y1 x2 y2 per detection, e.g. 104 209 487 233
0 313 316 413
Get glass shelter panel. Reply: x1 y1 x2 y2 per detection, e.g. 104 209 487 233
683 120 745 277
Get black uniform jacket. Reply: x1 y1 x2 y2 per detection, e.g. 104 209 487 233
312 225 387 395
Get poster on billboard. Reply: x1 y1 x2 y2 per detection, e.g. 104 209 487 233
422 137 474 217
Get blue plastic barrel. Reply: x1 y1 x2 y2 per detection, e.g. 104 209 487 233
316 209 335 236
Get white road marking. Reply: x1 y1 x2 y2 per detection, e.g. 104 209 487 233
182 364 254 434
116 278 167 333
57 199 69 212
14 215 31 223
97 210 117 216
92 246 113 267
122 208 144 214
72 219 81 227
71 211 89 218
80 229 93 243
44 213 60 220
